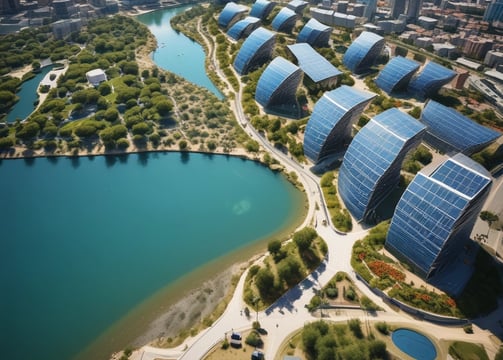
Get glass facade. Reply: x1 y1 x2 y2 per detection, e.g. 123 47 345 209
420 100 501 155
375 56 420 94
250 0 276 19
233 27 276 75
271 7 297 33
386 154 492 294
297 18 332 48
338 108 426 223
287 43 342 83
227 16 261 40
342 31 385 74
408 61 456 99
287 0 308 14
218 2 247 29
303 85 375 163
255 56 303 111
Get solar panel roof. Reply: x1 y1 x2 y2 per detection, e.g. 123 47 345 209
287 43 342 82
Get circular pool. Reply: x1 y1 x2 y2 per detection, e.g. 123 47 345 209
391 328 437 360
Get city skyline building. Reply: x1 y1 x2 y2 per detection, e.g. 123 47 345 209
343 31 385 74
303 85 375 164
0 0 20 14
391 0 407 19
385 153 493 295
338 108 426 223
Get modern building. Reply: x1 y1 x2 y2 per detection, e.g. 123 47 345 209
406 0 422 21
287 43 342 89
484 50 503 68
484 0 503 25
462 37 494 60
52 18 82 39
271 7 297 33
343 31 385 74
297 18 332 48
390 0 406 19
375 56 420 94
338 108 426 223
0 0 20 14
52 0 78 19
303 85 375 164
408 61 456 99
419 100 501 155
249 0 276 20
86 68 107 86
361 0 377 21
310 8 356 29
218 2 247 29
286 0 308 15
255 57 303 117
386 153 492 295
227 16 261 40
233 27 276 75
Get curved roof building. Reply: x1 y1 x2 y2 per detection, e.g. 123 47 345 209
227 16 261 40
297 18 332 48
218 2 248 29
386 153 492 295
420 100 500 155
255 56 303 114
303 85 376 164
287 43 342 88
343 31 384 74
408 61 456 99
375 56 420 94
233 27 276 75
250 0 276 20
272 7 297 33
338 108 426 223
287 0 308 14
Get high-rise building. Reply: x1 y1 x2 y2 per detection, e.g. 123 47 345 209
391 0 406 19
484 0 503 23
0 0 20 14
360 0 377 21
385 153 492 295
406 0 423 21
338 108 426 223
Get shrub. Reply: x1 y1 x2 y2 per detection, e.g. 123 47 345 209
245 331 262 347
375 322 389 335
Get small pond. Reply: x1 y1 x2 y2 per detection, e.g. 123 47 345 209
391 328 437 360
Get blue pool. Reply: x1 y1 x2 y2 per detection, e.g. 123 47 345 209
392 328 437 360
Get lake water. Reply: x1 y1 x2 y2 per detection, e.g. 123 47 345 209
0 153 304 360
391 328 437 360
136 6 223 98
7 65 54 122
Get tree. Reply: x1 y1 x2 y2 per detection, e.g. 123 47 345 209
293 227 317 252
132 122 150 136
278 257 303 286
16 122 40 140
480 211 499 236
255 267 275 298
267 239 282 257
178 139 188 150
0 137 14 150
155 100 173 116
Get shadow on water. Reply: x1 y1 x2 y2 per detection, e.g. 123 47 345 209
69 156 80 169
202 152 214 161
47 156 59 165
180 151 190 164
117 154 128 164
87 155 95 161
24 157 35 167
137 152 149 167
105 155 117 168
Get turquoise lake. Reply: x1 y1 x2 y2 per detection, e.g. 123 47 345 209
0 153 303 359
136 6 223 98
7 65 54 122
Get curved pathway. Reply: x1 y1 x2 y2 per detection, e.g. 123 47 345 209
132 16 501 360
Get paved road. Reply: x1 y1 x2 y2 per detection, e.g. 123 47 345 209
131 17 501 360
